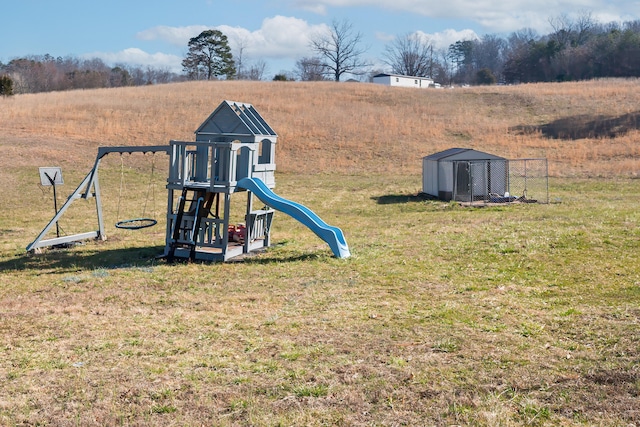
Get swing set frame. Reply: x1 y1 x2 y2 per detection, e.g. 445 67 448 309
27 145 171 253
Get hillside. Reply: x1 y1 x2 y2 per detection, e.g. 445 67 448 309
1 79 639 179
1 80 639 426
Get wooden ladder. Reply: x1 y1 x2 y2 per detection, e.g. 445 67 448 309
167 189 215 262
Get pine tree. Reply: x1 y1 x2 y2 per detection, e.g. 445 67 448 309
182 30 236 80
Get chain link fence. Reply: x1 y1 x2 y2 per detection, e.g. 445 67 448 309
507 159 549 204
451 158 548 204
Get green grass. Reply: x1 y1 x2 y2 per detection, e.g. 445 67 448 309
0 171 639 426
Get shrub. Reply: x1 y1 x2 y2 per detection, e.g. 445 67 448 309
0 75 14 96
475 68 496 86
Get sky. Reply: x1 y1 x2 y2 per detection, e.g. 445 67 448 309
2 0 638 79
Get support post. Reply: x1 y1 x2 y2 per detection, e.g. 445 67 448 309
244 190 253 254
42 171 61 238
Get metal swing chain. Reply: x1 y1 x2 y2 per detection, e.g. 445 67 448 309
141 153 156 219
115 153 158 230
116 154 125 222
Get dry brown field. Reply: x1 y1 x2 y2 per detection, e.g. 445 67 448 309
0 80 639 426
1 78 640 178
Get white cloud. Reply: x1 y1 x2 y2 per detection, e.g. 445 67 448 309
374 31 396 42
375 29 479 50
415 29 479 50
136 25 210 46
290 0 638 33
87 16 331 75
292 1 328 14
220 16 329 59
84 48 184 73
136 16 327 62
79 16 331 76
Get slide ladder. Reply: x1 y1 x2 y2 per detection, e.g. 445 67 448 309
237 177 350 258
167 188 214 261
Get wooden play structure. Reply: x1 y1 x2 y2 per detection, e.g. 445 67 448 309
27 100 350 261
164 100 279 261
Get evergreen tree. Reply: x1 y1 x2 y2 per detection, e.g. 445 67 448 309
0 75 13 96
182 30 236 80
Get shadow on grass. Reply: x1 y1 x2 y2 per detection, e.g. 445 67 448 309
0 245 165 273
372 193 437 205
223 241 334 265
1 243 332 272
239 251 328 265
511 111 640 139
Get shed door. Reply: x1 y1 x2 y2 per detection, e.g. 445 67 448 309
471 162 488 198
454 161 471 202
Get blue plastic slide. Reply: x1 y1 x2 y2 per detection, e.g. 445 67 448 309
237 177 350 258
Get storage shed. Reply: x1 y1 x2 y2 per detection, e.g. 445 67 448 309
422 148 508 202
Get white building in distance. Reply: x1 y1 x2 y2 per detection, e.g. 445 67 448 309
372 73 435 89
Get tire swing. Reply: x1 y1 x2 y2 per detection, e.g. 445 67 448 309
115 153 158 230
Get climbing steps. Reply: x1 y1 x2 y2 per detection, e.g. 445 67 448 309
167 188 216 262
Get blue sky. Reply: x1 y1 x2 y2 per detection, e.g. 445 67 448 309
2 0 638 79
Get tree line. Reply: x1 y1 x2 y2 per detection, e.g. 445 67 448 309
376 13 640 85
444 15 640 85
295 14 640 85
0 54 184 95
3 13 640 96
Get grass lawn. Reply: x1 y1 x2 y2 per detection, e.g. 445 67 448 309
1 172 638 426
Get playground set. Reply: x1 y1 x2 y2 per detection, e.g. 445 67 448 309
27 100 350 261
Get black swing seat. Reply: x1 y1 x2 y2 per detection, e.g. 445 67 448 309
115 217 157 230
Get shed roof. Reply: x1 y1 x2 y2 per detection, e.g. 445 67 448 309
195 100 277 137
373 73 433 80
424 148 505 161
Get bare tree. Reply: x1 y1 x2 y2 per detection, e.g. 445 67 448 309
549 13 574 47
229 36 269 80
436 48 455 86
506 28 539 54
625 19 640 33
549 12 595 47
574 11 596 46
310 19 369 81
232 35 249 79
295 57 327 81
246 59 268 80
124 66 145 86
383 33 434 77
2 54 182 93
470 34 506 81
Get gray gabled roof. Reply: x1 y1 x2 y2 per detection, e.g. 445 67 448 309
195 100 277 137
424 148 505 161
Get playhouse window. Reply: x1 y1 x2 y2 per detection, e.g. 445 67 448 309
258 140 272 164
